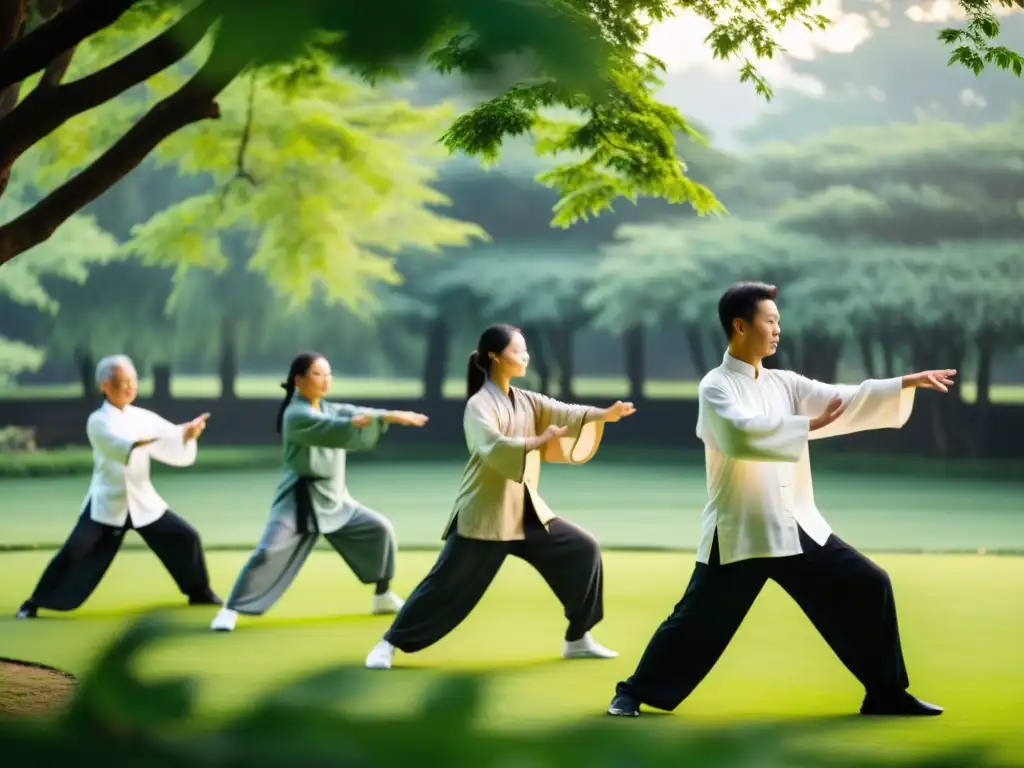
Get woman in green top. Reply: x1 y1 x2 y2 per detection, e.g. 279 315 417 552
210 352 428 632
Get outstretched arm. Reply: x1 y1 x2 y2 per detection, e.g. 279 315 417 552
524 392 636 465
138 410 200 467
783 371 924 441
287 405 387 451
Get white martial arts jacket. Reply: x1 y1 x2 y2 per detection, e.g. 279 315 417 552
82 401 198 528
695 351 916 566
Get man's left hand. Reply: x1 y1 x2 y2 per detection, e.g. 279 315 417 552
183 412 211 442
902 370 957 393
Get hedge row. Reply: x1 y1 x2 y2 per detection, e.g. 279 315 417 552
0 444 1020 481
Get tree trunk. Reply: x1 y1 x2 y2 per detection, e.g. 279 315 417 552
975 330 994 408
421 315 449 402
218 313 237 400
967 329 996 459
802 333 842 383
682 323 710 377
75 346 92 399
912 330 967 459
522 324 551 394
623 324 645 401
879 329 897 379
152 363 172 402
857 332 877 379
551 321 575 400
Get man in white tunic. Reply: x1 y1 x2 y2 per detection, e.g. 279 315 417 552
15 355 220 618
608 281 954 718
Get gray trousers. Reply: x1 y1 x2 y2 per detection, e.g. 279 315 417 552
224 505 397 616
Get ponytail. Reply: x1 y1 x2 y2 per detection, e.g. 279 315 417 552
276 350 324 433
466 350 487 400
275 381 296 433
466 323 521 400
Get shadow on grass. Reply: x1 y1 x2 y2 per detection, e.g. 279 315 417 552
0 613 1011 767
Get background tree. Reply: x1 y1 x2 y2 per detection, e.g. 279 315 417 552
0 168 118 387
3 0 1020 268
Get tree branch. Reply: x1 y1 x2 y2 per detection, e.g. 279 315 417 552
0 26 249 266
0 0 221 172
0 0 28 198
0 0 138 91
218 71 258 208
31 0 82 95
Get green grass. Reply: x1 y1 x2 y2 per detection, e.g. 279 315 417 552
1 462 1023 762
0 550 1021 764
2 460 1024 552
4 373 1023 403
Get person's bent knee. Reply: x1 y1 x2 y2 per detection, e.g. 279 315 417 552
863 563 893 595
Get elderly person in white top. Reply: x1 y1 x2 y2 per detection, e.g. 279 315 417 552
608 281 955 719
16 355 220 618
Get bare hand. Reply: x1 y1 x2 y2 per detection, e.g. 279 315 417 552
542 424 569 442
183 412 211 442
384 410 429 428
603 401 636 423
809 396 848 432
351 414 373 428
903 369 957 393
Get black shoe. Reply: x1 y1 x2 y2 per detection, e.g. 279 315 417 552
607 693 641 717
15 600 37 619
188 591 222 606
860 692 943 716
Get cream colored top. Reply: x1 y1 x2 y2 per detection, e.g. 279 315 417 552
443 380 605 541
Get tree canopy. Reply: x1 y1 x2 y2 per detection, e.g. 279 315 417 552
0 166 118 384
1 0 1022 271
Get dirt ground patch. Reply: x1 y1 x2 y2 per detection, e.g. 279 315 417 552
0 659 75 718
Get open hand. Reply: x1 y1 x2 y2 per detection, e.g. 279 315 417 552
542 424 569 442
603 401 636 423
183 412 211 442
384 410 429 428
903 369 957 393
809 395 847 432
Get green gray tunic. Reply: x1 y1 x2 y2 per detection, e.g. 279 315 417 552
270 395 389 534
223 394 397 616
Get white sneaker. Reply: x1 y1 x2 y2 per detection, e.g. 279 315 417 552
562 632 618 659
371 591 404 615
365 639 395 669
210 607 238 632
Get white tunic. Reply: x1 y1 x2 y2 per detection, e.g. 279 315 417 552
82 401 198 528
695 351 916 565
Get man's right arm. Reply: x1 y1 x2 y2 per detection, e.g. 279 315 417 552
86 413 149 465
699 382 810 463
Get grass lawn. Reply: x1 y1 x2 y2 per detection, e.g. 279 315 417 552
2 373 1023 403
2 460 1023 552
1 461 1022 764
0 550 1021 764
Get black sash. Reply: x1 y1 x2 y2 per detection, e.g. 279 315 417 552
293 479 320 535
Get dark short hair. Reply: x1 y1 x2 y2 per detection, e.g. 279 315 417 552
717 281 778 339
